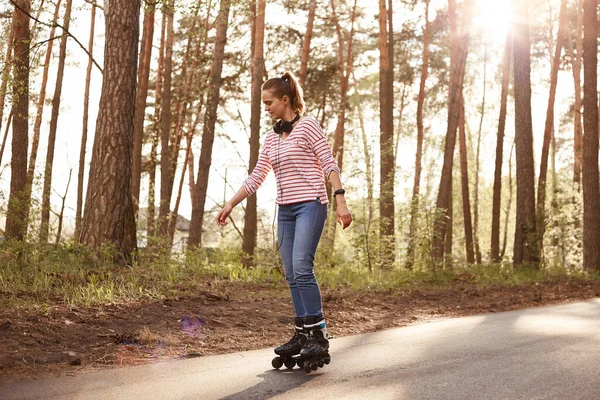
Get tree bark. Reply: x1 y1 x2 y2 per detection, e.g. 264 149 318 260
242 0 266 266
299 0 317 88
491 30 512 263
431 0 474 262
40 0 73 243
158 0 175 238
512 0 539 267
581 0 600 270
501 141 516 259
75 1 96 239
459 102 475 264
5 0 30 241
406 0 430 269
536 0 566 261
378 0 395 265
188 0 231 248
131 0 156 214
80 0 140 265
0 110 13 166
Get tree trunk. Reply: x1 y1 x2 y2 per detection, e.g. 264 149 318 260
581 0 600 270
131 0 156 214
24 0 62 236
80 0 140 265
188 0 231 248
55 169 72 244
159 1 175 238
352 71 374 272
568 0 583 188
0 110 13 166
406 0 430 269
459 102 475 264
148 11 168 240
242 0 266 267
512 0 539 267
473 43 488 264
501 141 516 259
326 0 358 246
299 0 317 87
40 0 73 243
491 30 512 264
431 0 474 262
0 17 15 140
75 2 97 239
536 0 566 262
378 0 395 266
5 0 30 241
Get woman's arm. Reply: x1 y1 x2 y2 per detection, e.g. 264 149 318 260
216 186 249 226
327 171 352 229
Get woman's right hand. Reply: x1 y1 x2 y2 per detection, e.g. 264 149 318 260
216 204 233 226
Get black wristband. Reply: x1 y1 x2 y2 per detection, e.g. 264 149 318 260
334 188 345 196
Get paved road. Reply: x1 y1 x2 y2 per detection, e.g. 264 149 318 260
3 299 600 399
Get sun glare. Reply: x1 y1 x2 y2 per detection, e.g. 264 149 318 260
473 0 512 43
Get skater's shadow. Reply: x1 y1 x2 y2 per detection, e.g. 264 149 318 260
220 369 316 400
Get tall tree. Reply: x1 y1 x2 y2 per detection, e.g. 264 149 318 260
188 0 231 248
581 0 600 270
406 0 430 269
378 0 395 265
537 0 567 259
25 0 62 233
0 18 15 139
458 103 475 264
148 11 168 238
40 0 73 243
326 0 358 245
431 0 474 262
242 0 266 266
512 0 539 267
299 0 317 87
131 0 156 215
80 0 141 264
5 0 30 240
75 1 97 238
159 0 175 238
490 30 512 263
567 0 583 188
473 43 488 264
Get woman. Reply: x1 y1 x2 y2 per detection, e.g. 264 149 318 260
216 71 352 372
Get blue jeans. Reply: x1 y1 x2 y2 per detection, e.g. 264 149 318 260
278 198 328 319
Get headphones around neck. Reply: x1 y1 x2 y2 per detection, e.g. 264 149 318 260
273 114 301 135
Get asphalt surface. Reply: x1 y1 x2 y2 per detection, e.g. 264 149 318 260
2 299 600 399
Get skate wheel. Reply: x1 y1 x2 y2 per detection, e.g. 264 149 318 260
284 358 296 369
324 356 330 365
304 363 313 373
272 357 284 369
311 362 318 371
318 360 324 368
296 359 304 369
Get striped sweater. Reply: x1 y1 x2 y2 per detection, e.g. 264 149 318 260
243 117 340 205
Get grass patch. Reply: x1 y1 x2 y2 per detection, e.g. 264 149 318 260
1 241 598 309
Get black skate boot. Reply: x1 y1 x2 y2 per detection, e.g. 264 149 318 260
298 316 331 373
272 317 306 370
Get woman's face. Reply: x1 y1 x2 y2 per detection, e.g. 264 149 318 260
262 90 289 120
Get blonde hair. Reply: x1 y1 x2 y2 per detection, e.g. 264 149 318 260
262 71 306 115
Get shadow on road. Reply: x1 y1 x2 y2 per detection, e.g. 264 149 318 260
221 368 316 400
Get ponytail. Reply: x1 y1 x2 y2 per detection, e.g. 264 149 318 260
262 71 306 115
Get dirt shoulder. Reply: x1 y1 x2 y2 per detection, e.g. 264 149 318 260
1 278 599 383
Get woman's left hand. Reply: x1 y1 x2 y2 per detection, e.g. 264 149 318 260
336 202 352 229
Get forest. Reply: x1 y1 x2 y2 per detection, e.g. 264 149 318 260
3 0 600 379
1 0 599 271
